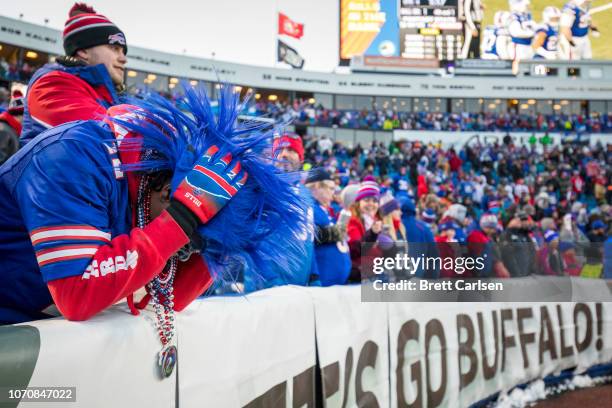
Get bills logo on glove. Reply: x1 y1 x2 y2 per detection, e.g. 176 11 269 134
174 145 247 224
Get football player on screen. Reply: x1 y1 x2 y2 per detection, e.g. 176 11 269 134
508 0 536 61
533 6 561 59
559 0 597 59
481 11 512 59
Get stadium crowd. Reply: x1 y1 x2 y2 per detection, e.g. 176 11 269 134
249 98 612 134
296 132 612 281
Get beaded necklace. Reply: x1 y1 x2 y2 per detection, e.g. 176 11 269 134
136 174 178 379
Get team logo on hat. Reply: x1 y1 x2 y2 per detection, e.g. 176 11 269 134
108 32 126 46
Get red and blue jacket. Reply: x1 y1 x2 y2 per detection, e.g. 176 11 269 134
0 119 212 325
20 61 122 145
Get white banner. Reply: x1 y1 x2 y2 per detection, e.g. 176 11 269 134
3 281 612 408
393 130 608 149
308 285 389 408
177 286 317 408
12 304 174 408
389 302 612 408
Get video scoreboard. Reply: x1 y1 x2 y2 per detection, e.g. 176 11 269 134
340 0 464 64
399 0 463 60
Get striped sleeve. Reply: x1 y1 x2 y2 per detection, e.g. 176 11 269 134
13 133 117 282
30 225 111 267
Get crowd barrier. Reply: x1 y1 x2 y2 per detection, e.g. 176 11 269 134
1 279 612 408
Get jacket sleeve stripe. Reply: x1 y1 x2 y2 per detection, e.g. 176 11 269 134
31 227 111 245
37 246 100 267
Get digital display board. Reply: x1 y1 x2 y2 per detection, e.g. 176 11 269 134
340 0 463 64
399 0 462 60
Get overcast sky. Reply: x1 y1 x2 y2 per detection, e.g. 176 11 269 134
3 0 340 72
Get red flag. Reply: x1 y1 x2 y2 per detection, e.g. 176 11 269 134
278 13 304 39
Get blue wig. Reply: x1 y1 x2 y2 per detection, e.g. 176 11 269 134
108 84 308 287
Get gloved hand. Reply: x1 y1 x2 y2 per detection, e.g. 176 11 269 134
170 145 247 227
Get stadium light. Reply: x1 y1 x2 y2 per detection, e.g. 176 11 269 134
147 74 157 81
520 104 529 110
553 104 561 110
561 100 569 105
0 45 2 51
25 51 38 59
528 99 536 105
268 95 278 101
170 77 179 84
127 70 137 78
189 80 198 86
169 83 175 89
255 93 261 100
308 98 316 104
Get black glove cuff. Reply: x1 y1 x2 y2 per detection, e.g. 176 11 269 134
167 200 200 238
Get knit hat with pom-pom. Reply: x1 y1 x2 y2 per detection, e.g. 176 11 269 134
63 3 127 56
8 90 24 115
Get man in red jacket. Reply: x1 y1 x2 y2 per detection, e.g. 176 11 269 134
21 3 127 144
0 90 24 163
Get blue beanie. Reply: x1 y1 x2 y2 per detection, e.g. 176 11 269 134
398 195 416 216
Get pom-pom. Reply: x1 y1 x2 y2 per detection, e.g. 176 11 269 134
69 2 96 17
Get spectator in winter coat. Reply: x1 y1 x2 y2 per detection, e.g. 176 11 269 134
435 221 459 278
398 195 440 278
0 96 244 324
21 3 127 145
559 213 590 266
305 168 351 286
582 219 608 278
467 213 510 278
380 194 407 243
440 203 468 243
347 180 382 281
559 242 582 276
537 231 564 276
245 132 320 291
0 90 24 164
501 213 538 277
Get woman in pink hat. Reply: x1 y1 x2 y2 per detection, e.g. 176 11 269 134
346 179 383 281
